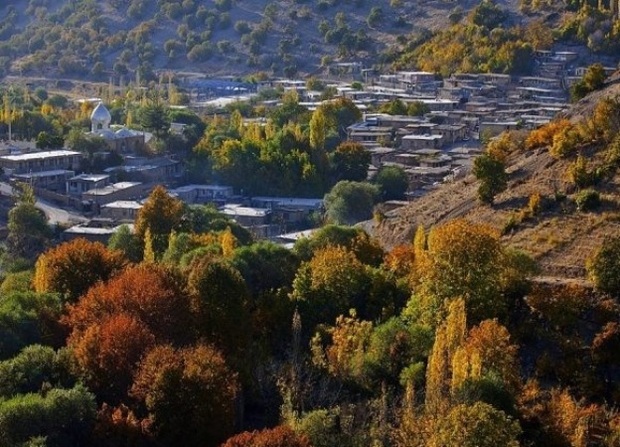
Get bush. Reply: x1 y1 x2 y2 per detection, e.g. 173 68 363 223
587 235 620 295
574 189 600 212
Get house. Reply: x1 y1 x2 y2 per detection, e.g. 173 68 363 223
13 170 75 192
67 173 110 196
401 134 444 150
0 150 83 175
100 200 143 222
82 181 145 207
169 184 234 205
106 156 183 183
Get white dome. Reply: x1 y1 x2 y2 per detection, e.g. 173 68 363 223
91 102 111 124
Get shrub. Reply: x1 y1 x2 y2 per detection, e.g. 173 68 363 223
574 189 600 212
587 236 620 295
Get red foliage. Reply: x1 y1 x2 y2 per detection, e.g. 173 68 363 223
220 425 312 447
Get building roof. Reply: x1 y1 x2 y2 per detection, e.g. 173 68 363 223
102 200 143 210
69 173 109 182
91 102 111 123
0 150 81 162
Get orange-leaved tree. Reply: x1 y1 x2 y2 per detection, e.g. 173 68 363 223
34 238 126 303
131 343 239 447
64 264 192 346
69 313 155 403
221 425 312 447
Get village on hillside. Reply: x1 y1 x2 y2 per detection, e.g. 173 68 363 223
0 47 615 244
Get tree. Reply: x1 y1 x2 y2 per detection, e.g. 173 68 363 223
131 343 239 447
221 425 312 447
587 236 620 296
292 246 372 329
0 292 63 360
0 345 74 399
571 63 606 101
374 165 408 200
69 313 156 403
408 101 430 116
293 224 384 265
64 264 192 346
309 107 327 150
473 154 507 204
430 402 521 447
187 258 251 359
107 224 143 263
331 141 371 182
324 181 379 225
416 219 506 324
5 184 52 264
139 99 170 141
379 98 407 115
134 185 185 258
0 385 96 447
34 238 126 303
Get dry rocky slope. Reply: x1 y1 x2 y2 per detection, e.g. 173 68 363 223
368 78 620 280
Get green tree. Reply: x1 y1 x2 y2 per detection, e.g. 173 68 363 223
139 99 170 141
571 63 606 101
0 384 96 447
107 224 143 263
473 154 507 204
331 141 371 182
587 236 620 296
407 101 431 116
379 98 408 115
374 165 408 200
0 292 63 360
5 184 52 264
324 181 379 225
0 345 74 398
187 258 251 359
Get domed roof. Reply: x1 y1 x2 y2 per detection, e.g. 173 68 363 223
115 127 137 138
91 102 111 123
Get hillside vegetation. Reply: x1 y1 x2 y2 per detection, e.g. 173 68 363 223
0 0 615 81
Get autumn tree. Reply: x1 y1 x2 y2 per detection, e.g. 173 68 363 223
69 313 156 403
221 425 311 447
309 106 327 150
134 185 185 258
414 219 507 324
34 238 126 303
292 246 390 330
65 264 192 346
293 225 384 266
131 343 239 447
429 402 521 447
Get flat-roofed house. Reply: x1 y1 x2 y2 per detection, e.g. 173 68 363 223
0 150 83 175
100 200 143 222
67 174 110 196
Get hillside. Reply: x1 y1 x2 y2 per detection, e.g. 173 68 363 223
368 79 620 279
0 0 555 80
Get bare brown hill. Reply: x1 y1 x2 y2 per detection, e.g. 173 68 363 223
368 80 620 279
